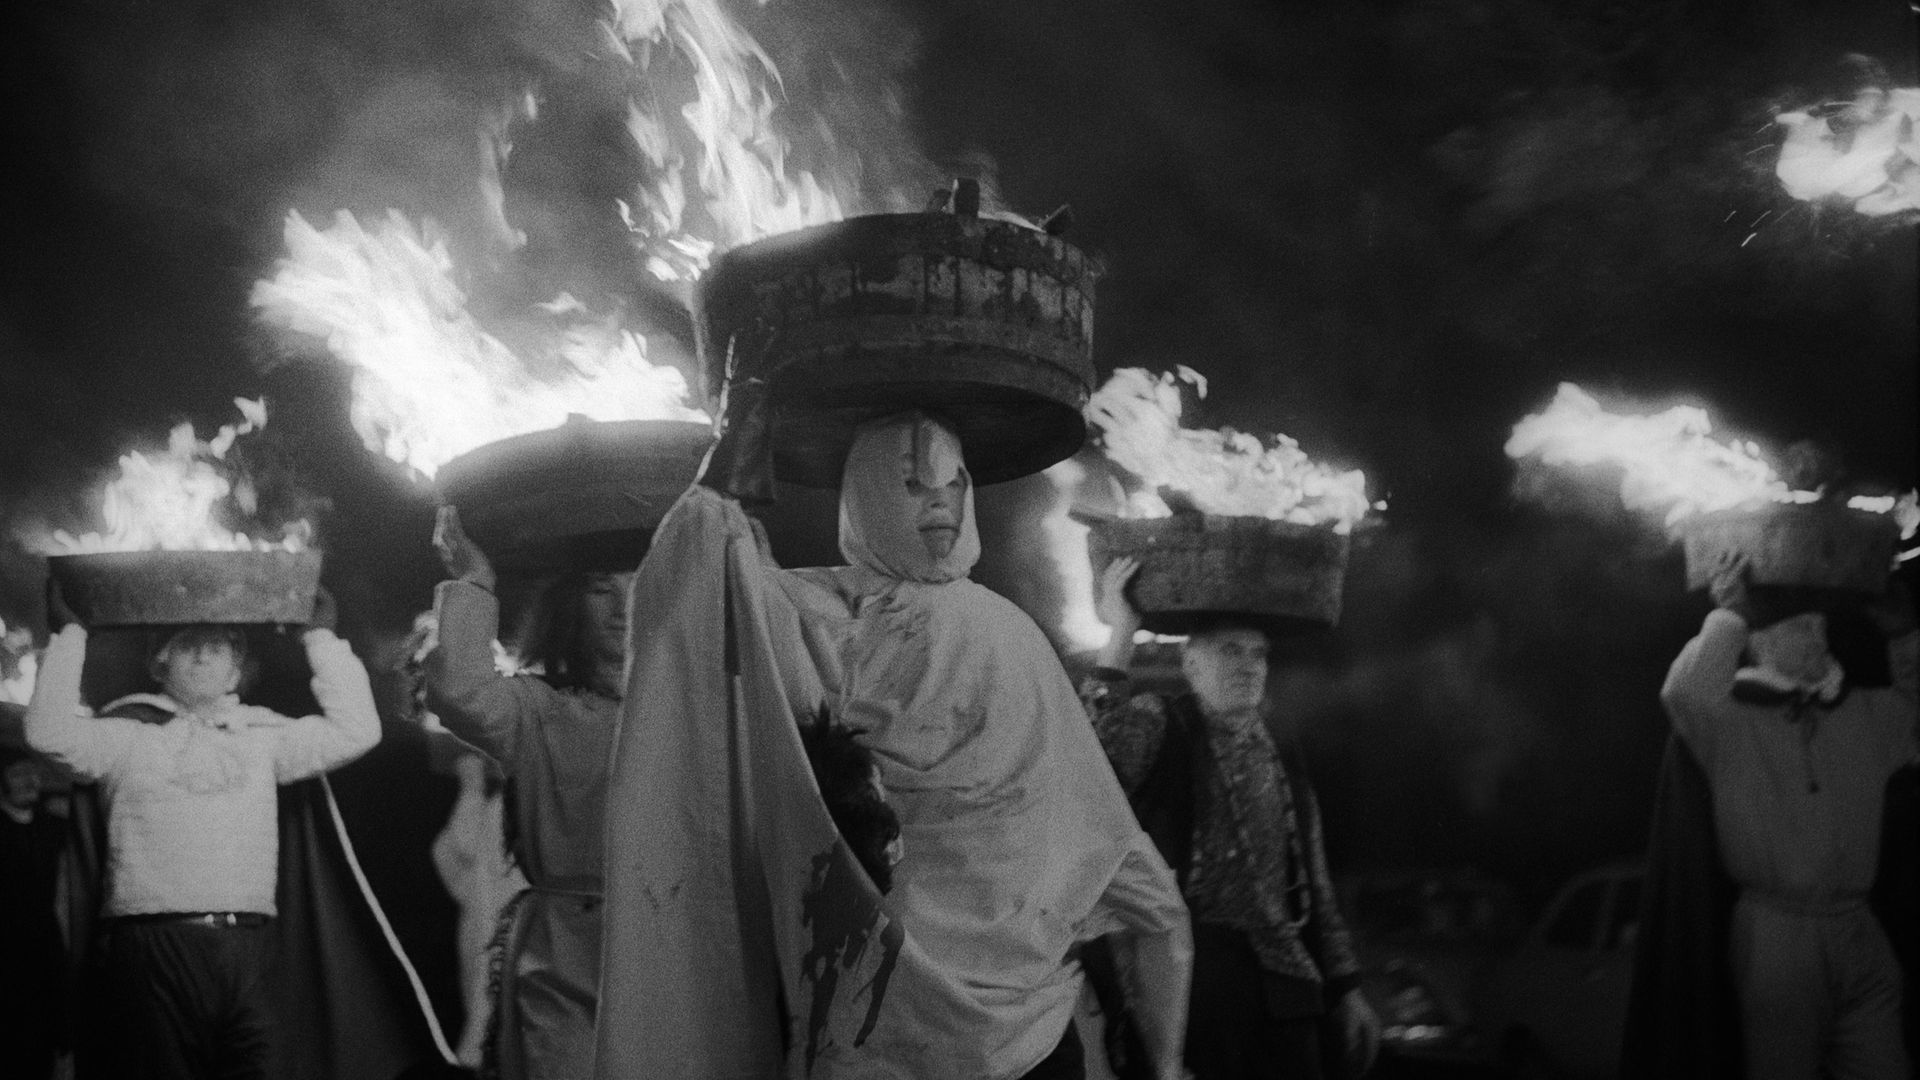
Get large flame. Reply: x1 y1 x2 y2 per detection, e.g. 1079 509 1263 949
32 400 310 555
1042 368 1380 652
1775 85 1920 217
251 212 706 479
1505 383 1912 532
0 617 35 707
610 0 848 279
1085 368 1378 530
250 0 893 479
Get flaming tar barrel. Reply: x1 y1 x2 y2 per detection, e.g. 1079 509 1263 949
1088 514 1351 635
696 189 1098 487
1682 501 1900 594
435 417 713 572
49 550 324 626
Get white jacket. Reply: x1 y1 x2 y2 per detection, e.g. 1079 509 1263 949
26 625 381 916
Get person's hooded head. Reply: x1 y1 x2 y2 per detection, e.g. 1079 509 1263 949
838 411 980 584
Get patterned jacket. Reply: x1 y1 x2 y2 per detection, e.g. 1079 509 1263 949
1081 668 1360 1017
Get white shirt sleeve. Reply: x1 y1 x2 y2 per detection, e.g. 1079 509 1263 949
23 625 144 781
267 629 383 783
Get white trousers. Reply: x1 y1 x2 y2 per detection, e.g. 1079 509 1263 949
1730 893 1910 1080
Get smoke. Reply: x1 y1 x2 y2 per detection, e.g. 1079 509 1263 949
5 0 1912 892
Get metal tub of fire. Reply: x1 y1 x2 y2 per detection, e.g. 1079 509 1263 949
435 416 714 572
1087 513 1351 636
1682 501 1900 595
696 185 1098 487
49 550 324 627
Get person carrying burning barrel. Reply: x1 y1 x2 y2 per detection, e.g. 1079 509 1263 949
423 505 632 1080
596 408 1193 1080
1656 553 1918 1080
1084 556 1380 1080
23 586 380 1079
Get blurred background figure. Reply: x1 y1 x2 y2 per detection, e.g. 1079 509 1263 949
1648 555 1918 1080
430 748 529 1069
0 735 71 1080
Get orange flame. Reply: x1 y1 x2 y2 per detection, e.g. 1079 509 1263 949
0 617 35 706
1504 383 1913 533
33 400 310 555
250 211 707 479
1775 85 1920 217
1085 368 1379 530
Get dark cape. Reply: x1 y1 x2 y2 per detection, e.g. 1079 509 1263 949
1619 737 1920 1080
66 698 455 1080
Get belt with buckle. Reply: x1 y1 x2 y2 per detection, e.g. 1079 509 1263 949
117 911 272 929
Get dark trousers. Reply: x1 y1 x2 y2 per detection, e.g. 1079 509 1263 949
1186 924 1325 1080
100 919 276 1080
1020 1019 1086 1080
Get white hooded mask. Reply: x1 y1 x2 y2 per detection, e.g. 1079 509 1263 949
836 412 980 585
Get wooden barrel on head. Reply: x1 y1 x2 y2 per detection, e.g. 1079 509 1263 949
1087 514 1351 636
49 550 324 626
1682 502 1899 595
435 417 713 573
696 198 1098 488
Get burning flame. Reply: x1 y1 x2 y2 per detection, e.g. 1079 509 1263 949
609 0 849 280
33 400 311 555
0 618 36 706
1041 368 1381 653
249 0 900 479
1504 383 1913 533
250 212 708 480
1085 368 1378 530
1775 85 1920 217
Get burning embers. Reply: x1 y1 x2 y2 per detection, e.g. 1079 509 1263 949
608 0 851 275
1085 368 1375 529
250 213 706 481
1773 73 1920 218
1505 383 1915 592
28 400 309 556
247 0 911 484
18 401 323 628
1047 368 1382 649
1505 383 1912 532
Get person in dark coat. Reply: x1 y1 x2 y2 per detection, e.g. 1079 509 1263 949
1084 556 1378 1080
0 739 70 1080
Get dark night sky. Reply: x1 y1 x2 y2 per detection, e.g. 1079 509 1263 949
1 0 1916 899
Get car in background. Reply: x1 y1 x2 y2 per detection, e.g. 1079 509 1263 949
1474 860 1644 1079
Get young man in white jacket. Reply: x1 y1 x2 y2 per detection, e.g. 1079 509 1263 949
26 589 380 1079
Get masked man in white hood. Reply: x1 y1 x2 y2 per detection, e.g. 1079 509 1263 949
596 410 1193 1080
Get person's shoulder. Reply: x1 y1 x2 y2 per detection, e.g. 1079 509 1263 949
939 579 1042 624
1124 688 1176 719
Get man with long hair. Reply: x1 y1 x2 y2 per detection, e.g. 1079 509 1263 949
425 507 631 1080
